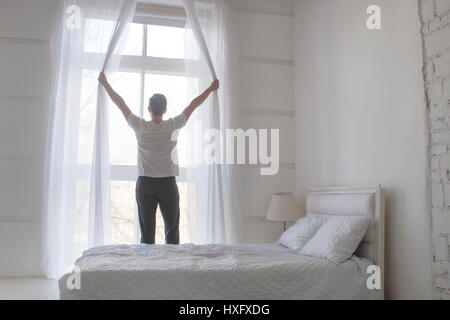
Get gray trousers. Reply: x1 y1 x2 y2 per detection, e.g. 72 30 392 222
136 176 180 244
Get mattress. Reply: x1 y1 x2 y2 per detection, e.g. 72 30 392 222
59 243 382 300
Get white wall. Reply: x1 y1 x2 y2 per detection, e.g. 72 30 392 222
294 0 433 299
229 0 296 242
0 0 57 277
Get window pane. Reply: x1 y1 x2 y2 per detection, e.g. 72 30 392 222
111 180 137 244
122 23 144 56
108 71 141 166
84 19 143 56
147 25 198 59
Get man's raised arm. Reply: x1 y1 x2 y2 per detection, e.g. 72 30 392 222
98 72 132 120
183 79 219 121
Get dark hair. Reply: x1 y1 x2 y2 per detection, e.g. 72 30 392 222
149 94 167 116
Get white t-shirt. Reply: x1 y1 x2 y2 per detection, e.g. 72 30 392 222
127 113 186 178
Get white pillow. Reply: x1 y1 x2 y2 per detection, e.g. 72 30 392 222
278 217 327 251
301 216 371 264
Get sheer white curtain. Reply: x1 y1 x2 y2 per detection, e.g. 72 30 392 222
43 0 242 278
182 0 244 244
43 0 136 279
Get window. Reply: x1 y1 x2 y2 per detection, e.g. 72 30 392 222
74 13 199 255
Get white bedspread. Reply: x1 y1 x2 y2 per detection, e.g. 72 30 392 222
59 243 382 300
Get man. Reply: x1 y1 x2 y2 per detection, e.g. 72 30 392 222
98 72 219 244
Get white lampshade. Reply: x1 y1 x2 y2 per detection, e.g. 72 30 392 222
265 193 304 222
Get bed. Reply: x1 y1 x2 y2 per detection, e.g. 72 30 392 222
59 185 385 300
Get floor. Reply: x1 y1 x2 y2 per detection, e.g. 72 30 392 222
0 278 59 300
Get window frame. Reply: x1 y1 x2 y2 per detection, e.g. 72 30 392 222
74 8 198 245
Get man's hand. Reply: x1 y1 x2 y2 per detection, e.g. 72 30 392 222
209 79 219 92
98 72 108 87
98 71 132 120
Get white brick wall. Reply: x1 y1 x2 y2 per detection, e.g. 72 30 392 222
420 0 450 299
436 0 450 15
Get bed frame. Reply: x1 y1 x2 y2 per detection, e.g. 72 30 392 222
307 185 385 292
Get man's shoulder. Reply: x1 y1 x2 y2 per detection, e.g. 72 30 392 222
161 118 178 127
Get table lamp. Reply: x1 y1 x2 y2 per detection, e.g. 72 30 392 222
265 192 304 231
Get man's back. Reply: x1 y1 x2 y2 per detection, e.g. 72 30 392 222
127 113 186 178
